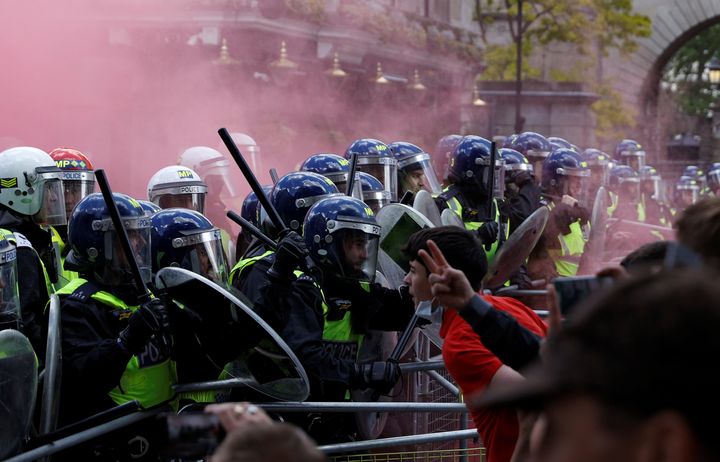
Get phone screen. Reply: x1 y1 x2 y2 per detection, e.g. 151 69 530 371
554 275 613 316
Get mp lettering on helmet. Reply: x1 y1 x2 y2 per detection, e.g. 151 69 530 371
177 170 194 179
0 178 18 189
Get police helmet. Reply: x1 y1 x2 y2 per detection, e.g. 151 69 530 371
432 134 463 183
271 172 341 232
541 148 590 202
49 148 95 221
0 147 66 226
150 208 228 284
388 141 442 196
344 138 398 202
137 200 162 216
356 171 391 214
300 153 362 198
303 196 381 283
448 135 504 197
147 166 207 214
547 136 573 152
67 193 152 285
614 139 646 171
675 175 700 206
707 164 720 193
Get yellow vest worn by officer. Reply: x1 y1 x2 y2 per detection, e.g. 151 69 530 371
608 191 646 222
56 278 176 409
48 226 79 291
440 188 509 264
545 203 586 277
0 228 54 297
231 251 361 349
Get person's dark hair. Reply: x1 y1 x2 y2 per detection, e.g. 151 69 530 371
547 269 720 460
675 198 720 271
211 423 324 462
402 226 487 290
619 240 670 272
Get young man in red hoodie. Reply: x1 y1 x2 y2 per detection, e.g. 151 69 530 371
402 226 547 462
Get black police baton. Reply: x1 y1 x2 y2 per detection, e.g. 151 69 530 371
346 153 358 196
226 211 277 250
219 128 288 233
269 168 279 186
95 170 153 305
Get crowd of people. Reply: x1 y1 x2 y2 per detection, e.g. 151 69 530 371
0 130 719 462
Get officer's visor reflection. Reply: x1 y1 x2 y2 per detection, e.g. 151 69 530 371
113 230 148 266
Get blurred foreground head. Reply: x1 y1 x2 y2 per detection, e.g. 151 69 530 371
479 269 720 462
675 197 720 272
212 423 324 462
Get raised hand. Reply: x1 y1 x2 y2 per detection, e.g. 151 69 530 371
417 239 476 310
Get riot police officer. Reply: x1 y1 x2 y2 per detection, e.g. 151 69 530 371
506 132 552 184
49 148 96 290
300 153 362 198
614 139 646 172
533 149 591 278
432 134 462 186
499 148 542 233
0 233 20 332
608 165 644 222
434 136 508 262
147 165 207 213
356 171 391 214
639 165 672 226
675 175 700 211
388 141 442 199
58 192 173 427
0 146 66 354
344 138 398 202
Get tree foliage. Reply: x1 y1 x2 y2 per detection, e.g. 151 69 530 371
662 23 720 118
474 0 651 142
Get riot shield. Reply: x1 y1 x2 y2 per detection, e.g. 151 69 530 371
412 190 442 227
440 208 465 229
155 267 309 402
40 294 62 436
482 206 549 289
579 187 608 274
377 203 435 277
0 329 38 459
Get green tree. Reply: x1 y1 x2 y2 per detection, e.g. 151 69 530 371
662 23 720 118
474 0 651 141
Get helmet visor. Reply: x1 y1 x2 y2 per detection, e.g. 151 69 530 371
397 154 442 195
0 252 20 331
34 177 67 226
362 190 392 215
562 175 590 206
156 191 206 214
620 150 646 171
676 184 700 205
328 218 381 283
63 180 95 220
619 178 640 203
100 218 153 284
357 157 398 202
175 230 229 285
199 157 239 199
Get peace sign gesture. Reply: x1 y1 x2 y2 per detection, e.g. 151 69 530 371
418 240 477 310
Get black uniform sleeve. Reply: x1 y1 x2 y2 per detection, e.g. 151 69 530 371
236 260 355 390
233 257 291 333
16 247 49 358
366 284 415 332
507 182 542 233
458 295 541 371
60 297 133 422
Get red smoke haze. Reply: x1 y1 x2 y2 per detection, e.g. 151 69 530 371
0 1 463 203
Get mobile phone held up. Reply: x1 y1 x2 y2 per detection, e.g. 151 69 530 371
553 275 613 316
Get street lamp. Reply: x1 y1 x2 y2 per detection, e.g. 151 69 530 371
708 56 720 86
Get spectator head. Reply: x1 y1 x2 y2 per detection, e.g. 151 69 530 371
211 423 324 462
675 198 720 271
401 226 487 303
478 269 720 462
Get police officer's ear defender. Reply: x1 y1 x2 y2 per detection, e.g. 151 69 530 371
95 169 153 305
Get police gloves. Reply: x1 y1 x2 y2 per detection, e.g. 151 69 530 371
352 360 401 395
268 230 309 282
477 221 499 251
118 298 170 355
